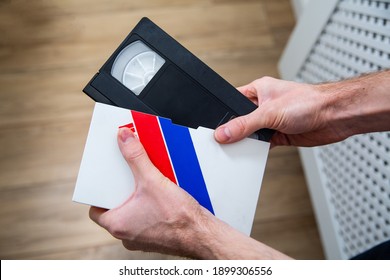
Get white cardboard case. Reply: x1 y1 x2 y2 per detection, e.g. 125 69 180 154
73 103 270 235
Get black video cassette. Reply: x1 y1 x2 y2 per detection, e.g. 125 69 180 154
83 17 273 141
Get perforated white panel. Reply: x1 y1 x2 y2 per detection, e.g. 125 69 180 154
295 0 390 259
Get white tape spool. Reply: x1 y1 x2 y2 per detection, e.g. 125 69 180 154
111 40 165 95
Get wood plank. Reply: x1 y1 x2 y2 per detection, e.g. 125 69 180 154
0 49 279 128
0 2 273 73
202 49 283 86
0 140 319 258
0 0 325 260
31 243 181 260
263 0 296 30
0 69 94 127
0 176 321 259
0 180 112 259
252 215 325 259
256 147 315 221
0 118 89 189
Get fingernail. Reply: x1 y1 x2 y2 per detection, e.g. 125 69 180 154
217 126 231 142
119 127 135 144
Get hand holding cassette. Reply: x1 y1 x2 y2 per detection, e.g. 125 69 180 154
83 17 273 141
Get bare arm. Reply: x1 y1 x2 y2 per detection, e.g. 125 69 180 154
88 71 390 259
89 128 291 260
214 71 390 147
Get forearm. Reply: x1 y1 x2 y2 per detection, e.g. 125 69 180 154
320 70 390 137
190 210 292 260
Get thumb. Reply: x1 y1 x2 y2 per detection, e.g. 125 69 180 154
214 110 265 143
117 127 159 181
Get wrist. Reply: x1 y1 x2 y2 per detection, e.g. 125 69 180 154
317 79 363 138
189 209 292 259
317 71 390 137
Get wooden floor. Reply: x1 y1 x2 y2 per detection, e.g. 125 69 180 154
0 0 324 259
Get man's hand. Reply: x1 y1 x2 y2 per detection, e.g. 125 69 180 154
89 127 291 259
89 127 214 258
214 74 390 147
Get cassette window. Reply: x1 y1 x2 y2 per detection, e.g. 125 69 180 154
111 40 165 95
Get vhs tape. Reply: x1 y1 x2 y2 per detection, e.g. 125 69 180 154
83 17 273 141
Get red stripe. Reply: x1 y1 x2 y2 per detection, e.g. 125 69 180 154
119 123 135 133
131 111 177 184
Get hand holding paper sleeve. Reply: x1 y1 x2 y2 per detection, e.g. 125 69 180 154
89 127 210 258
89 127 291 259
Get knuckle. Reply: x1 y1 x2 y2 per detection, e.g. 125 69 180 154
123 144 145 162
233 116 249 135
141 173 172 194
258 76 274 83
255 76 275 89
88 211 96 223
106 220 127 239
122 240 137 251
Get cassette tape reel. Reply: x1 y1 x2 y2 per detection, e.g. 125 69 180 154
83 17 274 142
111 41 165 95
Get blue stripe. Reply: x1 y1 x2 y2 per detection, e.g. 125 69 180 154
159 118 214 214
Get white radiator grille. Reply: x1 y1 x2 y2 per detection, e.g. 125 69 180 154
295 0 390 258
